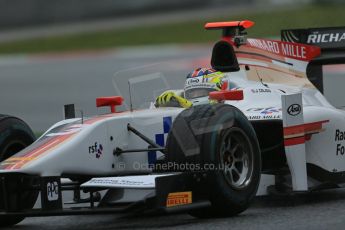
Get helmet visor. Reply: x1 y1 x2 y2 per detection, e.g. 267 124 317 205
184 88 216 100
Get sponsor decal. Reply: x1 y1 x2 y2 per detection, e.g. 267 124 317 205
335 129 345 155
247 107 281 114
247 114 281 120
250 88 271 94
186 74 223 89
247 38 307 59
307 32 345 44
89 142 103 159
247 115 262 120
246 107 281 120
187 78 200 85
166 191 192 208
287 104 301 116
47 181 59 201
260 107 280 115
184 83 217 91
336 144 345 156
335 129 345 141
282 28 345 50
87 178 151 187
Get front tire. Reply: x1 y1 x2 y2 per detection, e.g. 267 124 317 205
0 115 37 227
0 115 35 161
0 176 39 227
166 104 261 218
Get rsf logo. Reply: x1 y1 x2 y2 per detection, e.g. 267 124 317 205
89 142 103 159
287 104 301 116
47 181 59 201
247 107 281 115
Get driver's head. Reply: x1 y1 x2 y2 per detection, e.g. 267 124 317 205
184 68 225 100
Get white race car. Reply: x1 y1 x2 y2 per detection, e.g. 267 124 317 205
0 20 344 226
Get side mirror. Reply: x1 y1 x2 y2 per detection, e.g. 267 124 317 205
96 96 124 113
209 90 243 101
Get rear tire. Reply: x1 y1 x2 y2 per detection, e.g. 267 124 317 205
166 104 261 218
0 115 37 227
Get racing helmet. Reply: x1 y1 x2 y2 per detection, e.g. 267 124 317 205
184 68 225 100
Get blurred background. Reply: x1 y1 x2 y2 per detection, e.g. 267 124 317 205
0 0 344 133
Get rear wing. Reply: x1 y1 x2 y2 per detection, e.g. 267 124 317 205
206 20 320 75
206 20 321 89
282 27 345 93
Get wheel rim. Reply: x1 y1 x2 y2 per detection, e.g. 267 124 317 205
220 127 254 190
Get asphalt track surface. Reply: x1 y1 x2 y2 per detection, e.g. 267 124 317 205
7 188 345 230
2 45 345 229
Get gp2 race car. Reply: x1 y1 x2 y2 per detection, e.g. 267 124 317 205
1 20 345 227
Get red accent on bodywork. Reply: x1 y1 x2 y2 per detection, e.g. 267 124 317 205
305 134 312 141
96 96 124 113
284 136 306 146
1 110 131 170
205 20 254 30
221 81 229 90
283 120 329 147
209 90 243 101
283 120 329 136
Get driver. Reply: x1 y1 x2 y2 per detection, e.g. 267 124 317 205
155 68 225 108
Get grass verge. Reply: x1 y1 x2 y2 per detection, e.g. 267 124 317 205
0 4 344 54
